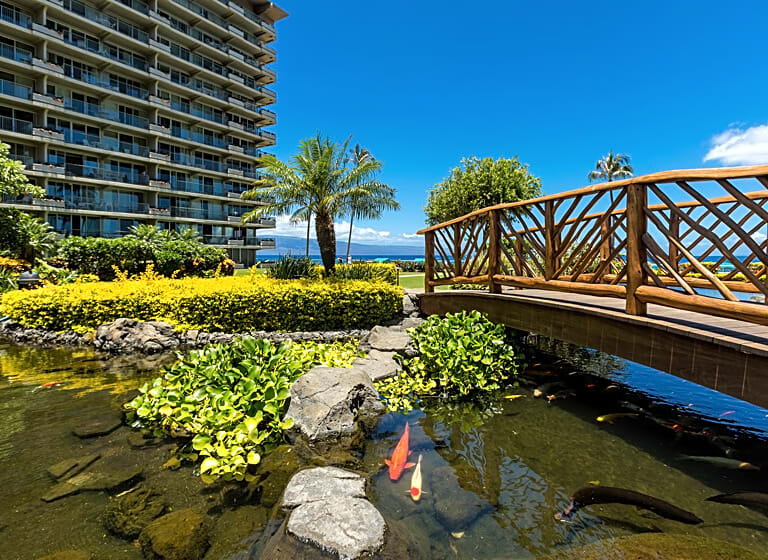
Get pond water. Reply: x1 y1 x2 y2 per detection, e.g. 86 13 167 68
1 339 767 559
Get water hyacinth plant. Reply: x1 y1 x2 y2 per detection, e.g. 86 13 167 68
376 311 523 411
125 337 362 483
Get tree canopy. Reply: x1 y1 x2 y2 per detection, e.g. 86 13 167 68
424 156 542 226
0 142 43 198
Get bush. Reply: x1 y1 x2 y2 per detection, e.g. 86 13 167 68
267 255 318 280
393 260 424 272
319 262 398 285
58 236 232 280
0 256 29 273
126 337 362 482
376 311 522 411
1 275 404 332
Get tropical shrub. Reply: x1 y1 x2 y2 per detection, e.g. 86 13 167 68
267 255 318 280
0 275 403 332
58 235 231 280
376 311 522 411
0 268 16 293
126 337 362 482
319 262 398 285
0 256 29 273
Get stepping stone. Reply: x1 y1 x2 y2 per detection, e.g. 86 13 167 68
73 414 123 438
47 454 101 480
367 326 410 352
281 467 366 510
353 357 401 381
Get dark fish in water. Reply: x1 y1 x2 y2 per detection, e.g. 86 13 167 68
706 492 768 514
555 486 703 525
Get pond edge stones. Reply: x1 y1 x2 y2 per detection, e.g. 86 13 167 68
281 467 386 560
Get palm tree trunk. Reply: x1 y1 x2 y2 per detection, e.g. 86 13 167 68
315 210 336 273
305 214 311 257
345 211 354 263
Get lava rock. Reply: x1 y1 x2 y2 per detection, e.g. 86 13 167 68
72 413 123 438
138 509 209 560
281 467 366 510
284 366 384 442
366 325 411 353
47 454 101 479
402 294 418 316
104 486 167 539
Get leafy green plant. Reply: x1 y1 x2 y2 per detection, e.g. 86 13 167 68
267 254 317 280
125 337 362 483
0 268 17 293
376 311 522 411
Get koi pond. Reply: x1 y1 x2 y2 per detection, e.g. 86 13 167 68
1 339 767 560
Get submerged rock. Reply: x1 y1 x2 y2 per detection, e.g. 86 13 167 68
103 486 167 539
138 509 209 560
284 366 384 442
47 454 101 480
538 533 766 560
72 413 123 438
431 466 492 531
252 445 301 508
42 464 143 502
206 506 268 559
38 551 93 560
281 467 366 509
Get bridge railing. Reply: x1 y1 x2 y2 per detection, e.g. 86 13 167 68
418 164 768 325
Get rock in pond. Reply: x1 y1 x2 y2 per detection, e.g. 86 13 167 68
281 467 366 509
431 466 492 531
104 485 167 539
42 460 143 502
72 413 123 438
352 356 401 382
138 509 209 560
265 467 386 560
365 326 411 353
47 454 101 480
38 551 93 560
206 506 268 560
94 318 179 354
284 366 384 442
538 533 766 560
251 444 301 508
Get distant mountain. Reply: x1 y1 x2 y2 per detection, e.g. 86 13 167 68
264 236 424 257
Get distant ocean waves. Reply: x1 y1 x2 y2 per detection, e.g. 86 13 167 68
257 254 424 263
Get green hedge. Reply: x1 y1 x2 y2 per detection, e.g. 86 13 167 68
316 262 398 285
0 275 403 332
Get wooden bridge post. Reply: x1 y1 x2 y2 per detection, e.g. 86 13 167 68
453 223 462 278
544 200 560 280
487 209 501 294
668 213 681 273
600 215 613 278
424 230 435 293
626 184 648 315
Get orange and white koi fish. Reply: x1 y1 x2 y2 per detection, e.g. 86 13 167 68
410 454 423 501
385 423 415 481
33 381 64 392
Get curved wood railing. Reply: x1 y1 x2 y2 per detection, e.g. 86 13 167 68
417 164 768 325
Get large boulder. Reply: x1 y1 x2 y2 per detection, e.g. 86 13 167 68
138 509 209 560
94 318 180 354
284 366 384 442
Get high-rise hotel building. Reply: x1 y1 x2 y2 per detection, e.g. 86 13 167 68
0 0 286 265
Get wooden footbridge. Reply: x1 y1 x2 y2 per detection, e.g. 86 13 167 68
417 164 768 409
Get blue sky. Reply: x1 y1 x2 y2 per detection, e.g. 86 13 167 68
268 1 766 247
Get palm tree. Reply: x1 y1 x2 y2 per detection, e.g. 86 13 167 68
588 151 634 183
343 145 399 263
242 134 397 272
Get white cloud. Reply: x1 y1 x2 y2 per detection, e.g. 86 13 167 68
753 231 767 244
269 215 422 246
704 125 768 165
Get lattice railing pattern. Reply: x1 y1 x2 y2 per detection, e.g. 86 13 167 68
419 165 768 325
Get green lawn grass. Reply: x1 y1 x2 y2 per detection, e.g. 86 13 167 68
398 273 451 290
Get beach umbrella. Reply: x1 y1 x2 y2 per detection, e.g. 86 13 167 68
374 257 390 263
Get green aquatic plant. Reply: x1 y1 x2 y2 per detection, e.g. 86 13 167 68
125 337 361 483
376 311 522 411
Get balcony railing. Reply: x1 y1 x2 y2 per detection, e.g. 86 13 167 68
168 177 227 197
64 163 150 185
62 196 150 214
171 206 227 221
117 0 149 15
0 4 31 28
0 116 33 134
170 73 229 101
0 78 32 100
61 0 149 44
58 65 149 99
60 35 149 72
171 0 228 29
0 43 33 64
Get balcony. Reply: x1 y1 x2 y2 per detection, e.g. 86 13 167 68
0 116 33 135
0 43 33 64
33 127 65 141
64 163 150 186
0 78 32 101
257 217 276 227
168 177 227 197
171 0 229 30
59 0 149 44
59 65 149 99
0 4 31 28
170 74 229 102
117 0 149 15
171 206 228 221
257 237 276 248
63 196 150 214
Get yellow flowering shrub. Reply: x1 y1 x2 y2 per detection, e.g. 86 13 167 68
0 275 403 333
